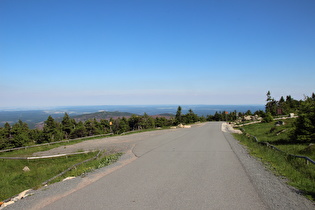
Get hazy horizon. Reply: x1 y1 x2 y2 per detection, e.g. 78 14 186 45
0 104 266 128
0 104 265 111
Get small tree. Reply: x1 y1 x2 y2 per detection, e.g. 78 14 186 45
175 106 182 124
70 121 87 138
262 112 273 123
265 91 277 115
184 109 198 124
291 96 315 141
61 113 74 139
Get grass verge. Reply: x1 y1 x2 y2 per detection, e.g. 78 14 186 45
233 119 315 200
0 151 121 201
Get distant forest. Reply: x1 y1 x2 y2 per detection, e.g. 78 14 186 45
0 106 254 150
1 92 314 150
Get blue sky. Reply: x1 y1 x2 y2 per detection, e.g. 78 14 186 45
1 0 314 108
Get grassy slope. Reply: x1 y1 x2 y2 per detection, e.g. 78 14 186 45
0 148 121 201
233 118 315 200
0 127 168 201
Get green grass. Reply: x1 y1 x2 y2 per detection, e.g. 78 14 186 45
0 134 115 157
0 142 80 157
0 126 174 202
234 118 315 200
0 151 121 201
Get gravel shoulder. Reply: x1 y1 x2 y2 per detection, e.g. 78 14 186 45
222 123 315 210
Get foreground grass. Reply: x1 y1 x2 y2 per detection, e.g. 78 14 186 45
0 126 175 201
234 119 315 200
0 151 121 201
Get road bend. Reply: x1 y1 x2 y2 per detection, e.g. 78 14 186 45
8 122 268 209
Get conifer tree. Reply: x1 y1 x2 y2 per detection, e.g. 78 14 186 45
61 113 73 139
175 106 182 124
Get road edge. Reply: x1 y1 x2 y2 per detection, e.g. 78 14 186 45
222 124 315 210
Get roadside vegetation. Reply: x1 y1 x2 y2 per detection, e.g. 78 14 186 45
0 148 121 201
1 91 314 202
233 91 315 200
0 108 208 150
0 105 258 151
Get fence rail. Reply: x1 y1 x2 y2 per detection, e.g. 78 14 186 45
0 133 114 153
0 151 94 160
41 150 102 185
240 128 315 165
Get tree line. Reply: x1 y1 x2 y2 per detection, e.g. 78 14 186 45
0 106 267 150
265 90 307 116
0 108 210 150
265 91 315 142
3 93 312 151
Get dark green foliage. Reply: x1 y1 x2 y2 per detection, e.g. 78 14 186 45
0 108 207 150
42 116 63 143
0 120 32 149
84 120 101 136
61 113 74 139
265 91 300 116
291 96 315 142
206 110 238 122
183 109 199 124
254 110 266 118
70 121 87 138
141 113 155 129
175 106 182 124
245 110 252 115
129 114 142 130
262 112 274 123
264 91 315 142
112 117 130 134
155 116 172 127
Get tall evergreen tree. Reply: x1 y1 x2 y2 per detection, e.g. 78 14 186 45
70 121 87 138
10 120 30 147
61 113 74 139
265 91 277 115
291 95 315 142
175 106 182 124
129 114 141 130
185 109 198 124
42 116 63 142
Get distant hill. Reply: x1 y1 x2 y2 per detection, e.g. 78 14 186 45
34 111 174 129
34 111 136 129
70 111 174 122
151 113 174 119
1 105 264 129
72 111 135 122
0 110 67 129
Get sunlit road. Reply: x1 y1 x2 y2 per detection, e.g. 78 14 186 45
6 122 271 210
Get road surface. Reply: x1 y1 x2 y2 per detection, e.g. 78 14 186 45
4 122 314 209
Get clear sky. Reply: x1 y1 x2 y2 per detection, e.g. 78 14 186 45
1 0 314 108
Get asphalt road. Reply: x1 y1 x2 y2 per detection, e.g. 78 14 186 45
5 122 314 209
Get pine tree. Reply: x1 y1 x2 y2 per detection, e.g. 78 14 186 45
42 116 63 142
291 95 315 141
70 121 87 138
10 120 30 147
265 91 277 115
61 113 73 139
175 106 182 124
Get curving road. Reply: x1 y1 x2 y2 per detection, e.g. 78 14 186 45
5 122 314 209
